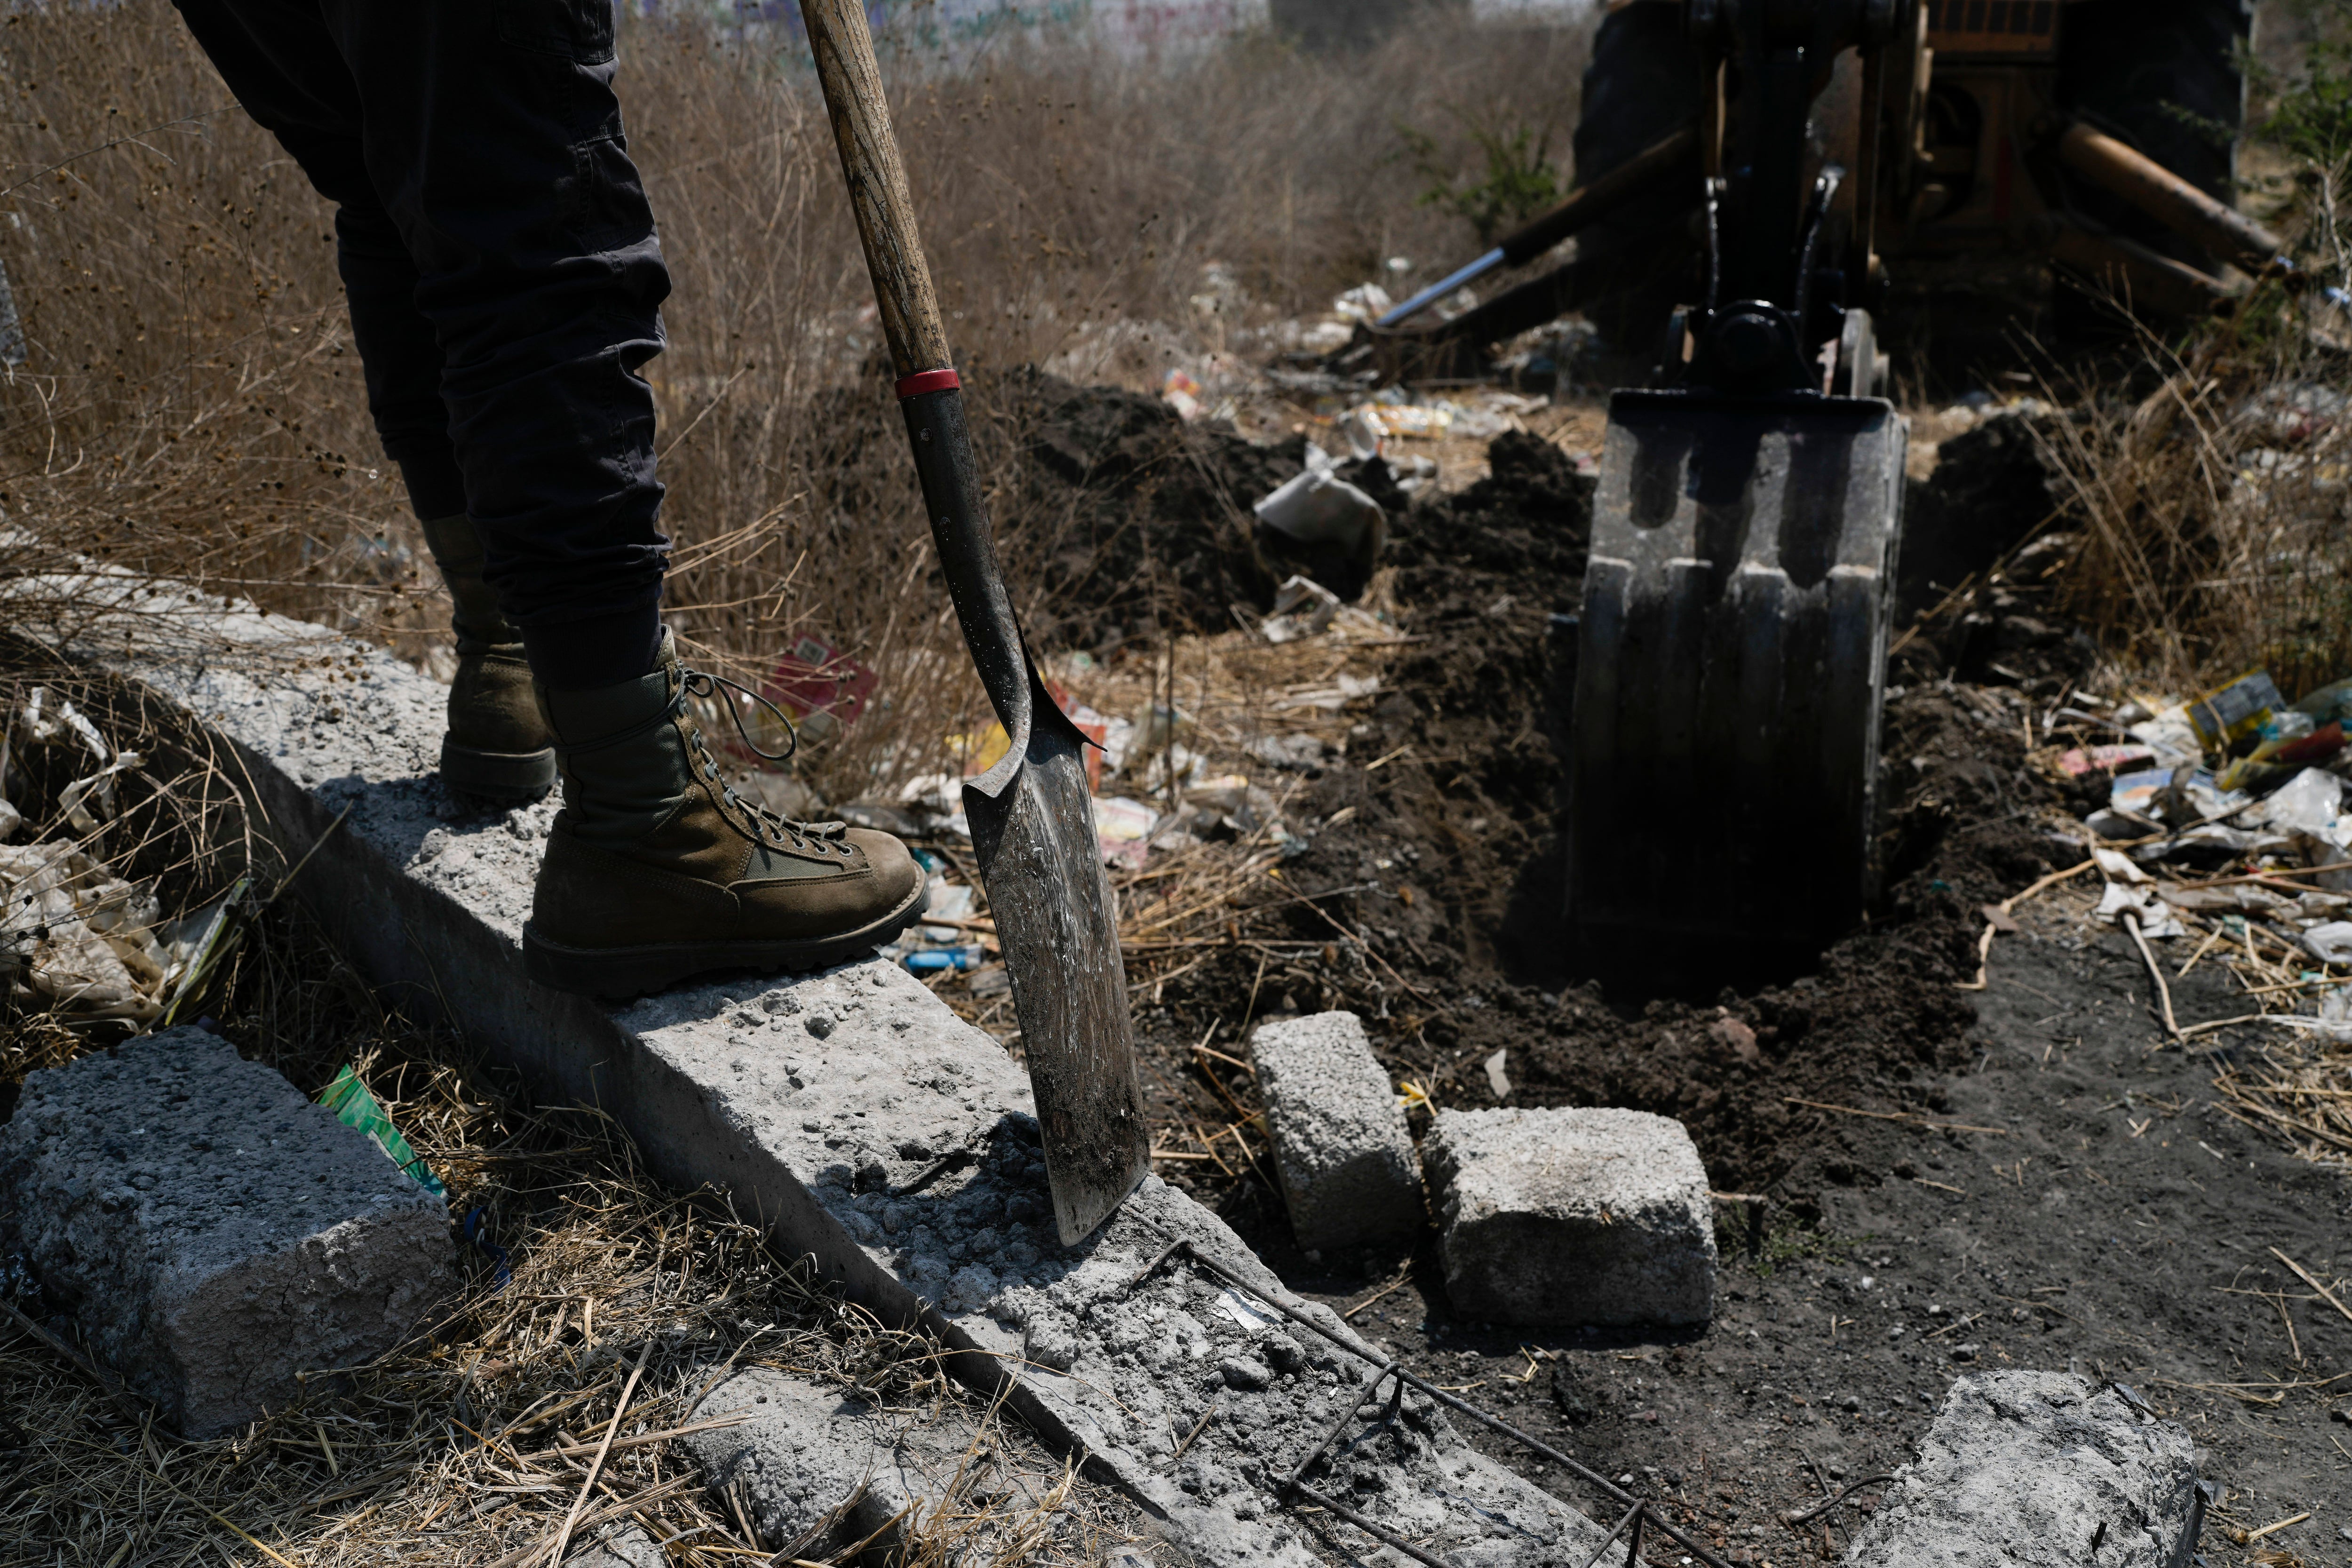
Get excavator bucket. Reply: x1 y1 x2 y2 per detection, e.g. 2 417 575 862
1565 390 1908 980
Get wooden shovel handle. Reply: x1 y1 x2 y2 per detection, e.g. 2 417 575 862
801 0 952 380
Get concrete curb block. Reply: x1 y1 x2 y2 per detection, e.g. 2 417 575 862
1842 1371 2205 1567
12 571 1607 1565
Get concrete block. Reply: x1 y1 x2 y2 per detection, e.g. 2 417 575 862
1424 1106 1713 1327
0 1028 453 1437
1249 1011 1420 1251
6 571 1616 1565
565 1525 663 1568
1843 1372 2204 1568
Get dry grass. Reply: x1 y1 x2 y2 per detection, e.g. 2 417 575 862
0 1 1587 808
0 643 267 1053
912 607 1416 1188
2037 159 2352 699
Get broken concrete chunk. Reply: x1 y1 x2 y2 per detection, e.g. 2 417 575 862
686 1367 947 1560
1424 1106 1713 1327
564 1524 664 1568
1249 1010 1421 1252
0 1028 454 1437
1843 1371 2204 1567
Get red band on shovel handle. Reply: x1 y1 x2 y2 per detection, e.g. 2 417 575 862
895 368 960 400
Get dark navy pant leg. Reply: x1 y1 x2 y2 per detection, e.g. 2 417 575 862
170 0 671 655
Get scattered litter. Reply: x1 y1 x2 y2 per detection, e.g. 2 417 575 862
2186 669 2284 751
2218 706 2346 791
1260 574 1344 645
318 1063 446 1198
1253 444 1387 593
2090 847 2149 884
2303 923 2352 965
1246 732 1328 772
1335 406 1383 462
1483 1048 1511 1100
1093 796 1158 869
2157 881 2296 915
2108 769 2170 816
55 756 138 838
2094 881 2186 939
2253 767 2344 836
1160 367 1204 421
708 637 875 760
921 879 976 942
1272 672 1382 713
1359 401 1453 441
2124 705 2203 767
0 836 236 1023
1330 284 1392 326
2057 743 2154 776
18 687 111 764
2293 676 2352 726
1211 1288 1279 1337
905 943 987 974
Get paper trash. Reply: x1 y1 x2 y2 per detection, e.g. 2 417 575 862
1093 796 1158 870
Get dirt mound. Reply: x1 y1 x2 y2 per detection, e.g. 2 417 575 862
998 368 1297 646
1896 409 2070 620
799 365 1296 650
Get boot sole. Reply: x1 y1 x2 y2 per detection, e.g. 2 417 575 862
442 737 556 804
519 876 930 999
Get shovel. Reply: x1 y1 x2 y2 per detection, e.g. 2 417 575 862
801 0 1149 1246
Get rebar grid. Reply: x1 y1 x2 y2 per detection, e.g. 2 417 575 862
1122 1235 1735 1568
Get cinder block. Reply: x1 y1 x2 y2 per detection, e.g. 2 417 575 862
1424 1106 1713 1327
1844 1372 2205 1567
1249 1011 1421 1251
0 1028 454 1437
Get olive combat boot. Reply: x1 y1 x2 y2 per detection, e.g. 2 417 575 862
522 629 926 997
419 514 556 801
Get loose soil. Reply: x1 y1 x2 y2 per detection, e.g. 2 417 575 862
1118 415 2351 1560
807 364 1299 650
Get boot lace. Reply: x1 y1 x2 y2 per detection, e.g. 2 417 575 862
676 665 853 858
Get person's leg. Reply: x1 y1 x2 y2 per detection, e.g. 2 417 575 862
170 0 555 800
309 0 920 994
316 0 668 687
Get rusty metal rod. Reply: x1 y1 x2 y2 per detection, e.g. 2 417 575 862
1283 1363 1400 1496
1576 1500 1648 1568
1288 1480 1459 1568
2057 121 2287 276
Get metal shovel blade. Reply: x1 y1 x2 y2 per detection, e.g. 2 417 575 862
963 674 1150 1245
